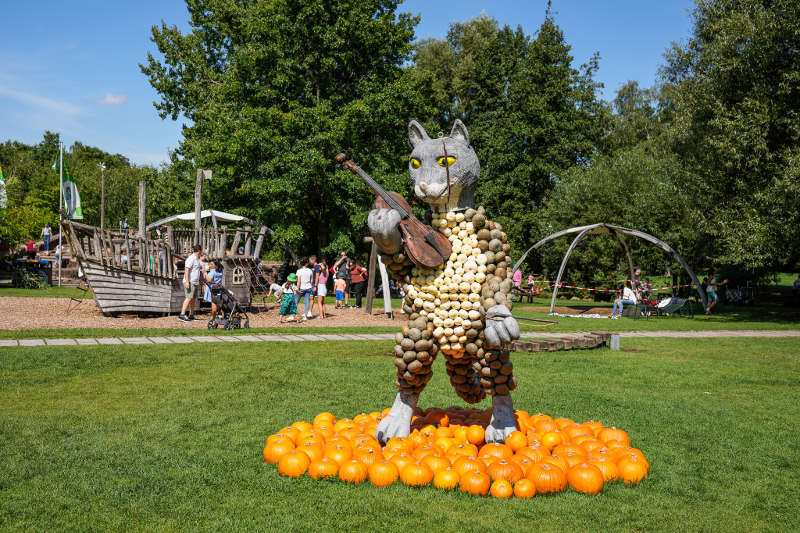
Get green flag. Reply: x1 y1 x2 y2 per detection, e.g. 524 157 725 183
0 165 6 209
55 159 83 219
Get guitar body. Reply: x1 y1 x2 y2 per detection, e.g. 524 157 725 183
373 192 452 269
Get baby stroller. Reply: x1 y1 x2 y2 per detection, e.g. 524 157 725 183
208 286 250 330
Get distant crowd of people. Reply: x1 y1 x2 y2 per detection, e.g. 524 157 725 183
274 252 369 323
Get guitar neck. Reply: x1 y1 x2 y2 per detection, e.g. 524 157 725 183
350 164 410 218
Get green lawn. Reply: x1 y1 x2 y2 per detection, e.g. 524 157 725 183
1 338 798 531
0 286 93 298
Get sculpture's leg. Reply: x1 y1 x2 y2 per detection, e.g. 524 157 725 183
479 347 519 443
377 334 437 443
446 353 485 404
375 390 419 443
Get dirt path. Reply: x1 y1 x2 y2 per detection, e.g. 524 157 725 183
0 297 402 330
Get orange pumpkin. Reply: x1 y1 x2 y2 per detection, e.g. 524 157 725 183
466 425 485 446
389 453 415 473
527 463 567 494
384 437 412 455
421 454 451 473
544 454 568 472
354 448 383 467
313 412 336 426
338 459 368 484
617 456 648 485
554 417 576 429
433 468 460 490
308 457 339 480
598 427 631 447
487 459 525 483
510 455 535 476
453 456 486 477
563 451 585 470
290 420 313 433
567 462 604 495
459 470 491 496
447 443 478 458
540 431 565 451
553 444 586 457
368 460 399 487
582 420 604 436
400 462 434 487
278 449 310 477
489 479 513 498
453 426 468 443
589 459 619 483
515 446 549 464
505 431 528 452
297 441 324 462
513 478 537 498
263 438 295 464
478 443 513 463
324 443 352 465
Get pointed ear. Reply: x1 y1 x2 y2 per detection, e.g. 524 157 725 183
449 119 470 145
408 120 430 147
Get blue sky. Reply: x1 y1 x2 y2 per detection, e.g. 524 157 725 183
0 0 695 167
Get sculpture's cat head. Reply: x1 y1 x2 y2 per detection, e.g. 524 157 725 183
408 119 479 212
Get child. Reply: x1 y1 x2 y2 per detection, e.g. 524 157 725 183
279 273 300 323
334 274 347 309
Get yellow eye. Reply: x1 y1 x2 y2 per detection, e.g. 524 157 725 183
410 158 421 169
437 156 456 167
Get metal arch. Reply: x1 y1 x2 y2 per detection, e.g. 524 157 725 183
549 227 593 314
610 228 636 285
512 223 707 308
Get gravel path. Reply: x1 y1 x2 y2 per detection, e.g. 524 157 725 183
1 297 402 330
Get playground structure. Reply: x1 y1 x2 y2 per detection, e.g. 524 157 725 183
65 207 296 316
513 223 707 314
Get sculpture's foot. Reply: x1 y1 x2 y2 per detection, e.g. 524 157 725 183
375 391 418 443
485 394 518 443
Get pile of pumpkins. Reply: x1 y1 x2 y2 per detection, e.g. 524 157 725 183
263 406 649 498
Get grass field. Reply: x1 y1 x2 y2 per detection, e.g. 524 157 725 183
1 337 798 531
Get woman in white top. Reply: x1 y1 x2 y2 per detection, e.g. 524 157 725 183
610 280 638 319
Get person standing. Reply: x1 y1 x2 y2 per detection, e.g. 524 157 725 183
295 259 314 320
334 274 347 309
349 260 368 309
333 251 351 306
24 238 37 260
512 269 522 301
315 260 329 319
179 244 203 322
705 270 729 315
308 255 320 317
41 224 51 252
205 260 224 317
279 273 300 322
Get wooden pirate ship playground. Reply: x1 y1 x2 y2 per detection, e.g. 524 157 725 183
65 212 295 316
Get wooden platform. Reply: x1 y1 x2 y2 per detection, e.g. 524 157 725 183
511 331 612 352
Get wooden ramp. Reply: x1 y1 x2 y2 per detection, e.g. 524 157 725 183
511 331 611 352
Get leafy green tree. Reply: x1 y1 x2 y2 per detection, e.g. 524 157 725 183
660 0 800 270
141 0 437 258
414 12 609 254
534 145 699 294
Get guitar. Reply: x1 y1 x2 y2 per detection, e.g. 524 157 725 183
335 153 452 269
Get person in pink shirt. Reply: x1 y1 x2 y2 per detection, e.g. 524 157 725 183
512 269 523 301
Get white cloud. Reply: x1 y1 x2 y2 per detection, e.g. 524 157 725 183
96 92 128 105
0 85 81 115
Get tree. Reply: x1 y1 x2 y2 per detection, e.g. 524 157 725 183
414 12 609 254
534 145 699 293
141 0 437 258
660 0 800 270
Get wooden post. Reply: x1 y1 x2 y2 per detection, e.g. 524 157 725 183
364 236 377 315
99 163 106 231
138 180 146 239
194 169 203 235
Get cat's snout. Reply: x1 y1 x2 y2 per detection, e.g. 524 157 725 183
419 183 427 192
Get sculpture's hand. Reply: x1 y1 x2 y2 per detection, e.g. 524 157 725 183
368 208 403 255
483 305 521 349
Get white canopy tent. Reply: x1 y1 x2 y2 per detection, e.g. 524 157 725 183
146 209 260 231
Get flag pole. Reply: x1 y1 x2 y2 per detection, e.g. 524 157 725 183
58 142 63 287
